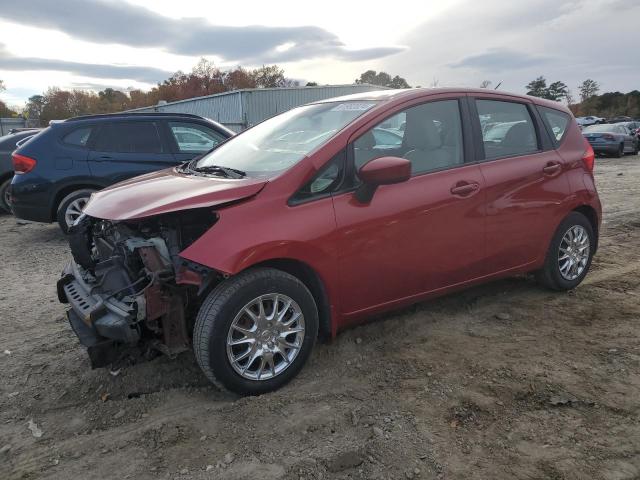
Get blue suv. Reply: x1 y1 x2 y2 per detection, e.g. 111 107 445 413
10 113 234 232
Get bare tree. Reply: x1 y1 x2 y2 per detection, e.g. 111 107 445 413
579 79 600 103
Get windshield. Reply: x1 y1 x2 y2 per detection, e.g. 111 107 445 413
194 101 377 176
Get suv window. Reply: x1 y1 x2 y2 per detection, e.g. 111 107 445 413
353 99 463 176
94 122 163 153
290 150 346 204
476 100 538 159
539 107 570 144
168 122 226 153
63 127 92 147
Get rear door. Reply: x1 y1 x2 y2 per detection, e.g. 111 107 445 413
471 96 571 273
87 120 175 183
163 120 229 163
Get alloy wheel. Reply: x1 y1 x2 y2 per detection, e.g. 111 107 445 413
226 293 305 381
64 197 89 228
558 225 590 281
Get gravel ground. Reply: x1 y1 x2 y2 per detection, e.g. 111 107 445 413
1 155 639 480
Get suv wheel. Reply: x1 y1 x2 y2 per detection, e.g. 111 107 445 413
536 212 594 291
56 189 95 233
193 268 318 395
0 177 12 213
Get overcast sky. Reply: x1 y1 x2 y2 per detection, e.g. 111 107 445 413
0 0 638 106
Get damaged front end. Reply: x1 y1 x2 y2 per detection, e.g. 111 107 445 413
57 211 219 368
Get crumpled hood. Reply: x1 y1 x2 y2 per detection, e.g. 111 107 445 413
83 168 267 221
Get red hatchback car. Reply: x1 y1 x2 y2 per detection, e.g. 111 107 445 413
58 88 601 395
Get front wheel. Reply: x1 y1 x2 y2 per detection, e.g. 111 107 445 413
193 268 318 395
535 212 595 291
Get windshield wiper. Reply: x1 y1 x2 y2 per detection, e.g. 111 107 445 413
190 164 246 178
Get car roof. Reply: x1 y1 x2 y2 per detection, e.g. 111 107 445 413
64 112 206 122
312 87 572 113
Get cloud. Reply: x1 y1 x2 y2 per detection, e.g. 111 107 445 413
380 0 640 93
0 43 172 83
0 0 405 63
451 48 550 71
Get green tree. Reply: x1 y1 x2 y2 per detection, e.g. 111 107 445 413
579 79 600 103
355 70 410 89
25 95 45 123
526 76 548 97
305 81 318 87
546 81 569 101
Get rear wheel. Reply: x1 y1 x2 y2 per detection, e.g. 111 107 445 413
536 212 594 291
56 189 95 233
0 177 12 213
193 268 318 395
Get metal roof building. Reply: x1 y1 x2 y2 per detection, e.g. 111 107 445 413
128 84 386 132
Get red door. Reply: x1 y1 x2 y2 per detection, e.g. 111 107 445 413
479 150 570 272
472 97 571 273
332 163 486 319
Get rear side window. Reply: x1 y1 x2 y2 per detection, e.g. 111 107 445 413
539 107 570 144
63 127 92 147
476 100 538 159
168 121 226 153
94 122 163 153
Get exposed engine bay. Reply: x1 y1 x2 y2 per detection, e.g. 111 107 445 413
57 211 219 368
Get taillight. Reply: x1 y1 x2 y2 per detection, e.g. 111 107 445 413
12 153 37 174
602 133 615 141
582 139 595 174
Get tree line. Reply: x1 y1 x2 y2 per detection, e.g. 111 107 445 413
524 76 639 118
1 65 412 126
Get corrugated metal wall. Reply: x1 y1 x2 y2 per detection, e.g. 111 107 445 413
129 85 385 132
0 118 27 136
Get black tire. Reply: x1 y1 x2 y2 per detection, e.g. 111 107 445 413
535 212 595 291
0 177 12 214
193 267 319 395
614 143 624 158
56 189 95 234
633 142 639 156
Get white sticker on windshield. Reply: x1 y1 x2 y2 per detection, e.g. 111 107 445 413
330 102 376 112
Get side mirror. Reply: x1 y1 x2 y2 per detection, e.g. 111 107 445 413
355 156 411 203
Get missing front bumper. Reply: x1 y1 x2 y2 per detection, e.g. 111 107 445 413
58 261 141 345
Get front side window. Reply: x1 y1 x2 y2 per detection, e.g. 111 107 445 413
353 99 463 176
94 122 163 154
169 122 226 153
476 100 538 159
539 106 570 143
195 101 377 176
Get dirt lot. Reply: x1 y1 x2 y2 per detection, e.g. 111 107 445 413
1 155 639 480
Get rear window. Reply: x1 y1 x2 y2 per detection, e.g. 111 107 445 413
63 127 93 147
539 107 570 144
94 122 164 154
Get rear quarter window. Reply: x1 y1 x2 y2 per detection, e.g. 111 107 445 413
538 107 570 145
62 127 93 147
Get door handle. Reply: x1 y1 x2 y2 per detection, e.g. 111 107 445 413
450 182 479 196
95 155 112 161
542 162 562 175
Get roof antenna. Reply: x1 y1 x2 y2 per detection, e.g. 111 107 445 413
494 82 502 90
